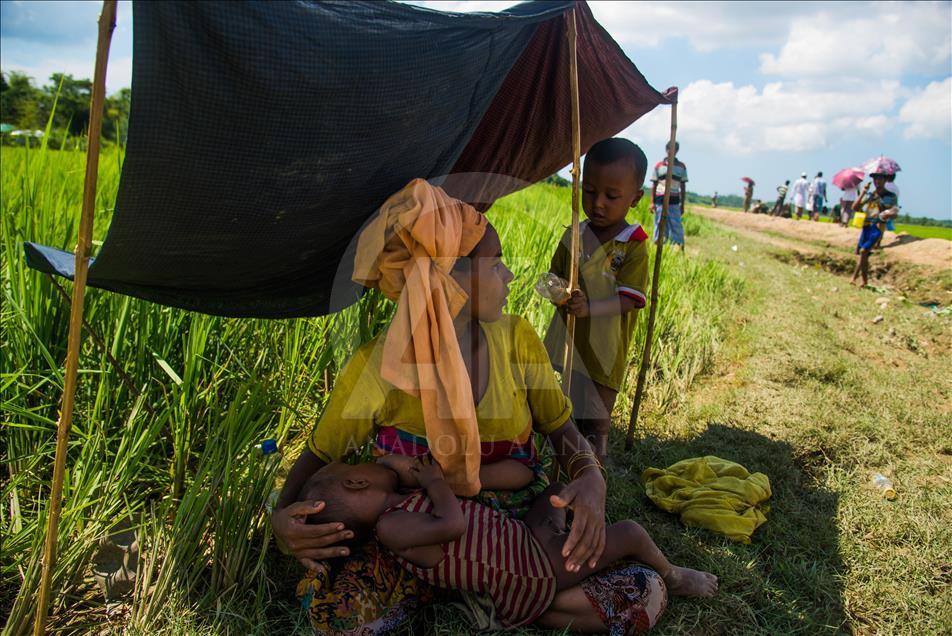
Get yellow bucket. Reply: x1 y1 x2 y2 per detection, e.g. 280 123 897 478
851 212 866 229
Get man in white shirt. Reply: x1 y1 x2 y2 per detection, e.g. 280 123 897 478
791 173 810 220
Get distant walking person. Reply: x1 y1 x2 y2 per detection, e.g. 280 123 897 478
810 172 827 221
651 141 688 249
839 184 857 227
772 180 790 215
711 191 718 207
791 172 809 219
742 180 754 212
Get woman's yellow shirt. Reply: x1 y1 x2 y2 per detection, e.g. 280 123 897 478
308 315 572 463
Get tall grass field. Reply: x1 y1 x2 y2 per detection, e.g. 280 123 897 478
1 145 742 634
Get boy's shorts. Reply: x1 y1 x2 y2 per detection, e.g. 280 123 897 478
653 201 684 245
857 224 882 253
568 371 618 421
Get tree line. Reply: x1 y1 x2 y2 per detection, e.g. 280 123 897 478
1 70 130 147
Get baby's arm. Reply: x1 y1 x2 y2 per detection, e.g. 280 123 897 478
375 458 465 552
480 459 534 491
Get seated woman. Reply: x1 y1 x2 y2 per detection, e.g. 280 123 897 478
272 179 668 634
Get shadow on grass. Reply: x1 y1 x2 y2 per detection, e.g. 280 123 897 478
610 422 846 635
881 233 924 248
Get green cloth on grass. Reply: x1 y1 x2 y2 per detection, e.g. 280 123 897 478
642 455 771 544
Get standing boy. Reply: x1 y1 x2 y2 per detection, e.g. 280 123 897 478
650 142 688 250
850 174 898 287
544 138 650 462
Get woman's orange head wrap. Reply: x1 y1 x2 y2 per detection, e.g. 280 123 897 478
353 179 488 495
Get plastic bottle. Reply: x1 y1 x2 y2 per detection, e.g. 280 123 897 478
871 474 896 500
534 272 570 305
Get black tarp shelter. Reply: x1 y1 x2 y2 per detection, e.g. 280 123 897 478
25 0 674 317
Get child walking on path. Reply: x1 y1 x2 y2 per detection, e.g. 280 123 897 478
543 138 650 462
850 173 899 287
302 456 717 630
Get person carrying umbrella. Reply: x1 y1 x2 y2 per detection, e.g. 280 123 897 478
791 172 809 219
833 167 863 227
850 168 899 287
741 177 754 212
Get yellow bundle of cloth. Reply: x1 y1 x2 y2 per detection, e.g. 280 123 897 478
642 456 771 544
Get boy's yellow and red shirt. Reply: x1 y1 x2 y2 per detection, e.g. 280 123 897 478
543 221 649 391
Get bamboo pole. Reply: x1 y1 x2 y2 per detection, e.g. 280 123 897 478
560 7 582 396
34 2 117 633
625 99 678 450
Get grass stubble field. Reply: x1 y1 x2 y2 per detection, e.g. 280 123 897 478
2 145 950 635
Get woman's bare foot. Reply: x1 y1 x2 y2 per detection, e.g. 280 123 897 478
663 565 718 598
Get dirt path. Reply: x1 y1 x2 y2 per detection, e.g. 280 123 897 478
691 206 951 272
621 220 951 634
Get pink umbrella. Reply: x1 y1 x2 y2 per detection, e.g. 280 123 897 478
863 155 901 175
832 167 864 190
740 176 755 185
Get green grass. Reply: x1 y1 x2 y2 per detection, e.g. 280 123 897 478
5 144 947 634
1 146 742 634
892 223 952 240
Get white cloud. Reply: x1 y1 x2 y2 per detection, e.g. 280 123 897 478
899 77 952 140
621 79 901 154
587 1 805 52
408 1 829 52
760 2 951 77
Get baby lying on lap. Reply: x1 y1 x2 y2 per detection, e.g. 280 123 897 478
300 455 716 629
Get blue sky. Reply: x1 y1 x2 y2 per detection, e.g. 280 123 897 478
2 0 950 219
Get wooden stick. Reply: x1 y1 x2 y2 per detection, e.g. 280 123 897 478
560 7 582 396
625 99 678 450
34 2 117 633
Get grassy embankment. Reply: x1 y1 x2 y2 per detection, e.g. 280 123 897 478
694 203 952 241
1 146 741 634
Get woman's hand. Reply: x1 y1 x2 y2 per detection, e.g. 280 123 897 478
549 467 607 572
271 500 355 570
376 454 420 488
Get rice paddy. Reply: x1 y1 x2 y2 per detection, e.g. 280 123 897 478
1 145 743 634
